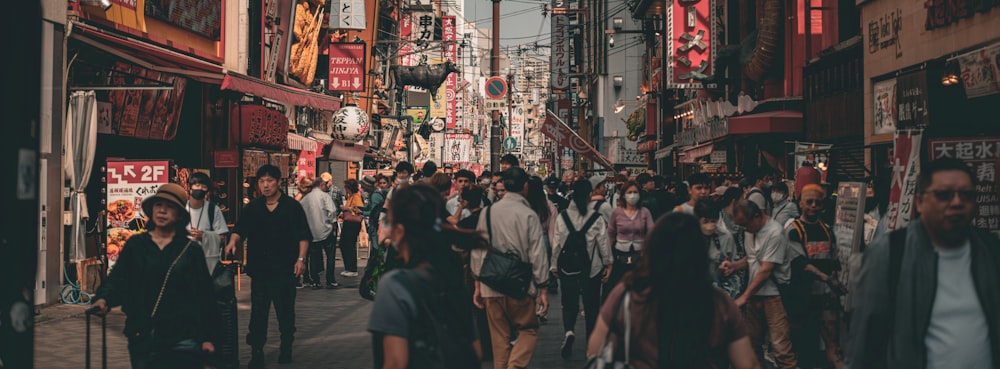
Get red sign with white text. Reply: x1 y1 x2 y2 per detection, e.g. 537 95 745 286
329 43 367 91
670 0 713 88
542 110 613 169
105 160 170 271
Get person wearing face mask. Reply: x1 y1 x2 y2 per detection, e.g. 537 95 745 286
186 172 229 272
604 181 655 302
769 182 800 228
694 199 746 300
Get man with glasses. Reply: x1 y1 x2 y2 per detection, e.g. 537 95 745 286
447 169 476 221
847 158 1000 369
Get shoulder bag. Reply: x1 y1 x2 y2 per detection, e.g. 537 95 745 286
583 291 631 369
477 206 534 299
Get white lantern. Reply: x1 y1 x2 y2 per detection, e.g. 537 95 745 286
330 104 370 142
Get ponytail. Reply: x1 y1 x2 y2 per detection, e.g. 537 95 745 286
571 179 593 214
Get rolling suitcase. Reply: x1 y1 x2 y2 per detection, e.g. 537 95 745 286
85 307 107 369
213 257 241 369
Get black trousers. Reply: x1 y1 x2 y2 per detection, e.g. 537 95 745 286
602 255 636 302
246 274 296 348
306 237 337 284
128 339 206 369
559 272 602 338
339 221 362 272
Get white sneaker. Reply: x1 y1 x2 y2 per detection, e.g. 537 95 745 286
560 331 575 359
340 271 359 277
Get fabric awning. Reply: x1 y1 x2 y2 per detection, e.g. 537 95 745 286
654 144 678 160
679 143 714 163
728 110 803 135
542 110 614 169
287 133 319 151
70 22 225 84
222 72 342 111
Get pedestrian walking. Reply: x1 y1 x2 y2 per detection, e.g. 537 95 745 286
673 173 712 215
785 184 846 369
185 172 229 272
339 178 365 277
92 183 221 369
526 175 558 319
446 169 477 221
724 200 798 369
223 164 311 368
847 158 1000 369
694 199 744 299
300 177 340 290
361 174 390 250
586 212 760 369
604 181 655 301
368 183 484 369
472 167 551 369
769 182 800 228
550 179 612 359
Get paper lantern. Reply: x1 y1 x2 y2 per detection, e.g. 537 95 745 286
330 104 370 142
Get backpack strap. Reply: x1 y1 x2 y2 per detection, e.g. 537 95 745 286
888 228 907 314
581 211 602 233
790 220 807 245
207 202 217 232
561 211 577 232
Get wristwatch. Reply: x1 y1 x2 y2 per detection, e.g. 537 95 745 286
297 257 305 262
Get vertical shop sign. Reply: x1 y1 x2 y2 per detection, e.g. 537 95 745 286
896 71 929 128
669 0 714 88
328 42 367 91
550 9 570 90
444 133 473 165
956 43 1000 98
105 160 170 271
872 78 897 135
834 181 867 309
443 16 458 129
430 59 448 119
328 0 366 30
929 137 1000 237
509 104 525 154
399 12 414 67
886 130 922 230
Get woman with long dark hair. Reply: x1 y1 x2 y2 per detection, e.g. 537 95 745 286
526 175 558 320
586 212 760 369
604 181 655 300
339 178 365 276
551 179 612 359
367 183 485 369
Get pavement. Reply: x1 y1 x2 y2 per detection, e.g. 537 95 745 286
33 252 593 369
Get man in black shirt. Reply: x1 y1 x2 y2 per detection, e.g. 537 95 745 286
544 176 569 213
225 165 311 368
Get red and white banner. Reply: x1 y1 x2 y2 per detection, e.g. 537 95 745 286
105 160 170 271
328 43 366 91
399 12 414 67
886 130 922 231
542 110 613 169
444 133 473 166
443 16 458 129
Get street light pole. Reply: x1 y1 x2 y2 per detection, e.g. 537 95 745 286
490 0 502 172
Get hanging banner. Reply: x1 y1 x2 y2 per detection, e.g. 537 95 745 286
896 71 930 128
328 0 366 30
542 110 613 169
886 130 922 230
105 160 170 272
956 43 1000 98
873 78 897 135
430 60 448 120
550 10 570 90
929 137 1000 237
444 133 473 165
509 104 525 154
399 12 414 67
794 141 833 169
295 143 319 180
443 16 458 129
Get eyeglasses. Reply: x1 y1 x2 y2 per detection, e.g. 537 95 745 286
803 199 823 206
927 189 976 202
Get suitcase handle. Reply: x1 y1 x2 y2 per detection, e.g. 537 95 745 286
86 306 107 369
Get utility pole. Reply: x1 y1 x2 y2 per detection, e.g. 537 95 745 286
489 0 502 172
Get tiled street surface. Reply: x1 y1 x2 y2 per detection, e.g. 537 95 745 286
35 258 592 369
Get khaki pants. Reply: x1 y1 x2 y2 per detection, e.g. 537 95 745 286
484 296 540 369
745 295 798 369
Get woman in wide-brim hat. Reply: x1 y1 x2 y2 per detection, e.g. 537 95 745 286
92 183 222 369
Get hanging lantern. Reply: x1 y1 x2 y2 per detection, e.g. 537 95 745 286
330 104 370 142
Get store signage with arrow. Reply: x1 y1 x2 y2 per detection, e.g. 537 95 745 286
329 42 367 92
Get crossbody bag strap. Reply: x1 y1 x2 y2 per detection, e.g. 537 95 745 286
150 240 194 319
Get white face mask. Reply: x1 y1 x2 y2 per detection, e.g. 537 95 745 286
771 192 786 203
625 193 640 206
700 222 717 236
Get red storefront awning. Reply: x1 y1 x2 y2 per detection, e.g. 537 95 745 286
70 22 225 84
728 110 803 135
221 72 342 111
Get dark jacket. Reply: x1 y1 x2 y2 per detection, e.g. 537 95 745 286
232 194 312 277
97 233 221 347
845 219 1000 369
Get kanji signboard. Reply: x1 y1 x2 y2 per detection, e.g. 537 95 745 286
329 43 366 91
929 137 1000 237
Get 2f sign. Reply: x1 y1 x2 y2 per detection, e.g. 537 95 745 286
107 162 167 184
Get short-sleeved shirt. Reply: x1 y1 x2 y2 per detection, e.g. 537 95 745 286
787 219 836 294
232 195 311 277
744 219 790 296
599 283 748 369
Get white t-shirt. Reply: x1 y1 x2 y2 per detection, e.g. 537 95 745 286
744 219 789 296
925 240 993 369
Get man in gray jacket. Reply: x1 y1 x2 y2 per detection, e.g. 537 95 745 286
846 158 1000 369
473 167 550 369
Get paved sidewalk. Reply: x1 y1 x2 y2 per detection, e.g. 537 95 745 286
34 257 593 368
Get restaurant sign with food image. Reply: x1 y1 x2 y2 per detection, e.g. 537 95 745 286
105 160 170 271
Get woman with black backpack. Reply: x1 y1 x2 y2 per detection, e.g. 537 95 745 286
550 179 613 360
367 183 486 369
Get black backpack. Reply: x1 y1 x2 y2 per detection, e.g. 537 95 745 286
557 209 602 275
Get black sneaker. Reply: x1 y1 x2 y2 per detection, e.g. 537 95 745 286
326 282 342 289
295 280 304 289
560 331 575 359
248 347 265 369
311 282 323 290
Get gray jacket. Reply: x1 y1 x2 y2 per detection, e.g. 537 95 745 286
472 192 550 298
845 219 1000 369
